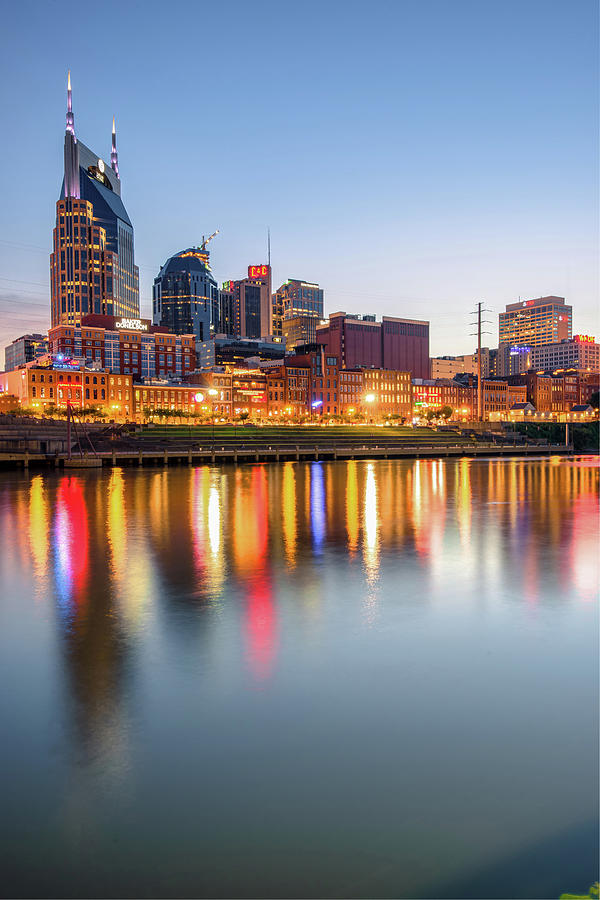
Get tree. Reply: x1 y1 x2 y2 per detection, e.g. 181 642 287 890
589 390 599 410
440 405 453 419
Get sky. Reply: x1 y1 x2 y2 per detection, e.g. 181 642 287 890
0 0 598 359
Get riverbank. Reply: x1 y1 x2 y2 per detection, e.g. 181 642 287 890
0 417 590 469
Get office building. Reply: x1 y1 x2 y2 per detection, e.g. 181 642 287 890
196 335 285 370
4 334 49 371
317 312 429 379
530 336 599 373
222 265 272 339
49 314 196 379
282 315 325 350
153 246 220 342
430 348 492 379
496 344 532 377
273 279 323 339
50 74 139 327
498 296 572 348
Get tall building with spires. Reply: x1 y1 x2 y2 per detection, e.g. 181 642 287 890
50 73 139 327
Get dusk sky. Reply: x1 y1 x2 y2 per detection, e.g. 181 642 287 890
0 0 597 357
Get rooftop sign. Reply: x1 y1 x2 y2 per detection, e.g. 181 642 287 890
115 318 148 332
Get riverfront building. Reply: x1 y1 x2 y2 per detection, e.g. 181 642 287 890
48 314 196 379
50 74 139 327
498 296 572 349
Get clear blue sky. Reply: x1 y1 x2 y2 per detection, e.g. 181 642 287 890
0 0 597 358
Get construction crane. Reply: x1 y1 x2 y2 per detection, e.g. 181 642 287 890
200 230 219 251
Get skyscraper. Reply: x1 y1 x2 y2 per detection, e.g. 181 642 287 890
153 246 220 341
498 296 572 348
50 74 139 327
273 279 324 345
223 265 272 339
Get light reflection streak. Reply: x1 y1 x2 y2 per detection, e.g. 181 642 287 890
310 463 325 553
28 475 49 587
282 462 297 567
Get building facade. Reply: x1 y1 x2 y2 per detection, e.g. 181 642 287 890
51 74 139 327
4 334 49 372
498 296 572 349
196 335 284 370
49 315 196 379
153 246 219 342
530 336 599 373
222 265 272 339
317 312 429 379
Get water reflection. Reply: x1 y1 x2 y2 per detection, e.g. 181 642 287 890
0 457 597 898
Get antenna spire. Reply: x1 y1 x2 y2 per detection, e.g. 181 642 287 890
111 116 119 178
66 70 75 135
268 227 271 266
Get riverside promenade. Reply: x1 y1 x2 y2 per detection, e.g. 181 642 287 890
0 417 576 469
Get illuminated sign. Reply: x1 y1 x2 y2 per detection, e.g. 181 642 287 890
574 334 596 344
52 355 80 371
194 392 204 403
248 265 269 280
115 318 148 331
510 346 531 355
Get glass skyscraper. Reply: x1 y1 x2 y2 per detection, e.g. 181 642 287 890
50 73 139 327
152 247 219 342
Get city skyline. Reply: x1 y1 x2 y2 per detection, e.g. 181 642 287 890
0 0 598 359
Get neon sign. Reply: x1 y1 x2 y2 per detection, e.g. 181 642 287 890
115 318 148 331
248 265 269 280
574 335 596 344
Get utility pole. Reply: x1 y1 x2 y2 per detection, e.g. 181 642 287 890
470 302 492 423
67 400 71 460
476 302 483 421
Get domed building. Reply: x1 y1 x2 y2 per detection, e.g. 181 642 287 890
152 245 220 341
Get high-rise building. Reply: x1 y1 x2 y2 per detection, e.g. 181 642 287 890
223 265 272 339
498 296 572 348
153 246 219 342
50 74 139 328
316 312 430 379
4 334 49 371
282 315 325 351
273 279 324 340
530 335 599 374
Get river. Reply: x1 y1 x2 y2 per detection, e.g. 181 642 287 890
0 457 598 898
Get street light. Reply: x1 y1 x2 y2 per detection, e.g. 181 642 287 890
363 393 375 424
208 388 218 444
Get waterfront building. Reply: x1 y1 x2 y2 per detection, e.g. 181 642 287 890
51 74 139 327
4 334 48 371
498 296 572 349
317 311 430 379
265 363 310 418
153 246 220 342
196 335 284 369
361 369 412 421
530 335 599 374
231 369 268 417
183 369 233 418
49 314 196 379
0 359 133 419
338 368 364 417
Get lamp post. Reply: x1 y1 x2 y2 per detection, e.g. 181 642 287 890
208 388 218 445
363 393 375 425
